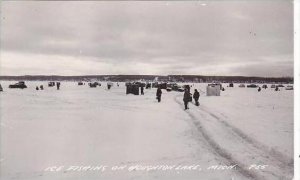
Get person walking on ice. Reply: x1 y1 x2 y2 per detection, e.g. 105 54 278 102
183 88 191 110
193 89 200 106
156 87 162 102
141 86 144 95
56 82 61 90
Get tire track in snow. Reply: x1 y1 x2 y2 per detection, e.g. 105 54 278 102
195 88 293 170
195 106 293 180
199 105 293 169
173 95 293 180
173 95 262 180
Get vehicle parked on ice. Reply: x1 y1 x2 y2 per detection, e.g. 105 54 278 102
285 85 293 90
158 83 167 89
151 82 157 88
9 81 27 89
166 83 175 88
183 85 191 92
262 84 268 89
177 87 185 92
206 83 221 96
167 83 184 92
247 84 258 88
271 84 276 88
154 82 167 89
78 82 84 85
229 83 234 87
48 82 55 87
276 84 285 87
89 82 98 88
146 83 151 89
238 84 245 88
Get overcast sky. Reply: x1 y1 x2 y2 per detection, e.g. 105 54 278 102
0 1 294 77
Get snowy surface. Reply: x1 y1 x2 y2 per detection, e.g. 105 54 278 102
0 81 293 180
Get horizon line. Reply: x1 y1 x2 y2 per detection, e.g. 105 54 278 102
0 74 294 79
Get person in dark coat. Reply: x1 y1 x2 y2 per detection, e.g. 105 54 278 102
40 85 44 90
56 82 61 90
141 86 144 95
156 88 162 102
0 84 3 92
183 88 191 110
36 86 39 90
193 89 200 106
258 87 261 92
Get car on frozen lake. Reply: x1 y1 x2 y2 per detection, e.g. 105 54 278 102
276 84 285 87
247 84 258 88
89 82 101 88
9 81 27 89
285 85 293 90
48 82 55 87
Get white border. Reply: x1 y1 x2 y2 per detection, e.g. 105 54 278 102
294 0 299 180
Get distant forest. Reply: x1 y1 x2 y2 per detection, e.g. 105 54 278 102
0 75 293 83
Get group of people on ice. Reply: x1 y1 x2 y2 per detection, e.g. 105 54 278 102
156 86 200 110
184 88 200 110
36 82 60 91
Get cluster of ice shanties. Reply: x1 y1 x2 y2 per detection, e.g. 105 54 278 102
0 80 294 180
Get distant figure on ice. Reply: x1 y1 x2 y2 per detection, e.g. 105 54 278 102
36 86 39 90
275 86 279 91
156 87 162 102
56 82 61 90
258 87 261 92
107 82 113 90
183 88 191 110
193 89 200 106
141 86 144 95
0 84 3 91
40 85 44 90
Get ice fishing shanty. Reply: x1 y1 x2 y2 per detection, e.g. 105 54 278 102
206 83 221 96
125 82 145 95
152 82 167 89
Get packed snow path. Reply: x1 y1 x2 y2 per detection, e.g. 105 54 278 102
174 94 293 180
0 82 293 180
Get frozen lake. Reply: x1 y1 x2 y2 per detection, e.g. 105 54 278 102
0 81 294 180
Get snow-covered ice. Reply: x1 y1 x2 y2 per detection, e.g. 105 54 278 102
0 81 293 180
